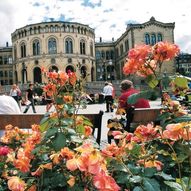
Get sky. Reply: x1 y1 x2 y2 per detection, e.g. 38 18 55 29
0 0 191 53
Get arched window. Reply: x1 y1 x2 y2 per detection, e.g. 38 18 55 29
80 40 86 55
151 34 156 45
81 66 87 78
110 50 114 59
106 51 110 60
61 25 65 32
145 34 150 45
125 39 129 52
65 38 73 54
49 65 58 72
120 44 124 56
71 26 74 32
78 27 80 33
33 67 42 83
115 48 119 58
96 51 101 59
33 40 40 56
20 42 26 58
101 50 105 59
157 33 162 42
90 42 94 57
66 65 74 73
50 25 55 32
48 38 57 54
45 25 49 32
30 28 33 35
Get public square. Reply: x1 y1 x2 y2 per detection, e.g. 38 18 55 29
20 99 161 145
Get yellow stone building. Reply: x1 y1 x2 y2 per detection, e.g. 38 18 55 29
0 17 176 85
95 17 175 81
0 44 13 85
11 22 96 84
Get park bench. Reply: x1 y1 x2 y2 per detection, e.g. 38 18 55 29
108 107 162 143
0 110 104 145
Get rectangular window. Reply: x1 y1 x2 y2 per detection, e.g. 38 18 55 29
0 56 2 65
9 71 13 77
0 71 3 77
8 57 12 64
4 57 8 64
4 71 8 77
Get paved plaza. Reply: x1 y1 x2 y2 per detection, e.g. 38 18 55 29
20 99 161 144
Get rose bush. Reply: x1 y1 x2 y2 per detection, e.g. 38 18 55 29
105 95 191 190
0 41 190 191
0 70 120 191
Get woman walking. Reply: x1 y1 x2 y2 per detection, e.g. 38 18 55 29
9 84 21 107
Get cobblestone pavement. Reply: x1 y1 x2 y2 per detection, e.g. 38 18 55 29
21 99 162 148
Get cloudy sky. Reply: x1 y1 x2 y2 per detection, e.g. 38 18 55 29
0 0 191 53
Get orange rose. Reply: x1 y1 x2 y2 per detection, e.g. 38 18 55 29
8 176 26 191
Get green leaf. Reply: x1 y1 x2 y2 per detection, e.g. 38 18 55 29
50 173 67 188
111 161 129 172
129 144 142 157
174 77 188 88
52 133 66 151
83 119 93 127
143 178 160 191
148 78 159 88
67 185 85 191
115 173 130 184
56 96 64 105
130 176 142 183
61 118 74 126
133 186 144 191
127 90 154 104
44 128 58 139
155 172 175 181
76 124 85 134
65 127 77 135
164 181 183 191
144 168 157 178
128 164 142 175
146 75 159 88
171 115 191 123
70 135 83 143
40 117 50 132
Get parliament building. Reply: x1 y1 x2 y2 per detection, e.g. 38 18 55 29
0 17 176 85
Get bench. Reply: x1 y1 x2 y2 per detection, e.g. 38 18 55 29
108 107 162 143
0 110 104 145
126 107 162 129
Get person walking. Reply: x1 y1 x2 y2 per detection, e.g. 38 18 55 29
44 92 53 112
9 84 21 107
23 83 37 113
103 82 114 112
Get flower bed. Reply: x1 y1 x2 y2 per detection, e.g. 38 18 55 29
0 42 190 191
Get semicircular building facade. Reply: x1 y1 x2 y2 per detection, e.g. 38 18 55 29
11 21 96 84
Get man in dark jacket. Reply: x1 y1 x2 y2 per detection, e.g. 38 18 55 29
23 84 37 113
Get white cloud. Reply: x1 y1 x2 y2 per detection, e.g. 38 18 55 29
0 0 191 53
